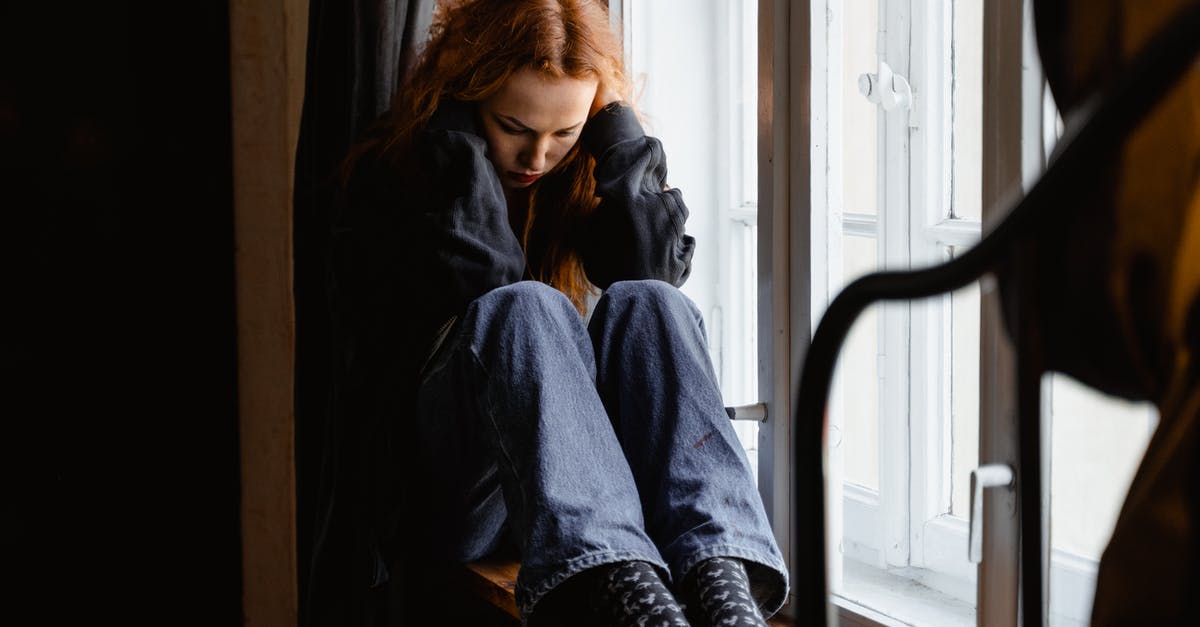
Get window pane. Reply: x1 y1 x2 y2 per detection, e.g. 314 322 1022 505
951 0 983 221
1046 375 1155 624
843 0 879 217
840 235 880 490
949 272 980 517
1049 377 1153 557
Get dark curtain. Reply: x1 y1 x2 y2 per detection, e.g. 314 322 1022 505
293 1 435 625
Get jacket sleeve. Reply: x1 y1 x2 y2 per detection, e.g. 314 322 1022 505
405 100 527 319
578 103 696 289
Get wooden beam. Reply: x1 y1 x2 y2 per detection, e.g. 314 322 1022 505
463 559 521 620
230 0 308 624
978 1 1026 625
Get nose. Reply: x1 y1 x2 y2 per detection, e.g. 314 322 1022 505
519 136 551 172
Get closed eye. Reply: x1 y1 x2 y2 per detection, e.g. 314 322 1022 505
499 122 528 135
495 114 580 138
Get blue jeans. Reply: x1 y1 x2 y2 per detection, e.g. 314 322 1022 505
415 280 787 622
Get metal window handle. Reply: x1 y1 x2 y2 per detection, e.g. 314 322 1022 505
968 463 1015 563
858 61 912 112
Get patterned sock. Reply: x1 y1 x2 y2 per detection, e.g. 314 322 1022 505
683 557 767 627
591 560 690 627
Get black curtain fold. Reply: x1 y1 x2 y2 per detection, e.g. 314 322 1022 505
293 1 435 625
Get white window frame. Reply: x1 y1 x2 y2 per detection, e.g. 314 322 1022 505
618 1 1115 624
811 0 985 606
812 1 1115 625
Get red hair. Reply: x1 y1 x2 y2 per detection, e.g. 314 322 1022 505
360 0 631 313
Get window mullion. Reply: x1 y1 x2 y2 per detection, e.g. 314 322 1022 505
907 0 955 578
877 0 912 570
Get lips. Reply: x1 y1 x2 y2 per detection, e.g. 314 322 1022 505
509 171 542 185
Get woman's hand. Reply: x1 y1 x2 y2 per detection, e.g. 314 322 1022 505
589 83 623 118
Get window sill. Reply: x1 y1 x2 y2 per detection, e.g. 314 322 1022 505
834 558 975 627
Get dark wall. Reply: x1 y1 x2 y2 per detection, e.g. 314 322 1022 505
1 3 241 624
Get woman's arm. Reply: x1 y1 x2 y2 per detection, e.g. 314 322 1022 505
410 100 527 314
346 100 526 346
578 102 696 289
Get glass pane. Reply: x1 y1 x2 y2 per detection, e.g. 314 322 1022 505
1047 374 1155 625
949 272 980 517
840 235 880 490
843 0 879 216
951 0 983 221
738 0 757 206
626 0 760 461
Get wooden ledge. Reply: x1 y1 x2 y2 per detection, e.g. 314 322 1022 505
462 557 521 620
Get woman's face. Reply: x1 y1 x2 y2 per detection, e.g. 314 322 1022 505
478 68 598 190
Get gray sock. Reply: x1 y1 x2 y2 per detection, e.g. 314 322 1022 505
683 557 766 626
591 560 690 627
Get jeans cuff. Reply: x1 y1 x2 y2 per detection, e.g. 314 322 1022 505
675 544 790 617
517 548 670 623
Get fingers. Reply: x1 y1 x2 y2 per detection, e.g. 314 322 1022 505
590 83 622 118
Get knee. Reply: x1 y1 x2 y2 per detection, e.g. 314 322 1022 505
464 281 593 373
483 280 570 309
468 281 577 328
601 280 694 315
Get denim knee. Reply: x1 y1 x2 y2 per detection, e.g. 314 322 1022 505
596 280 702 328
468 281 577 328
602 279 692 309
464 280 594 378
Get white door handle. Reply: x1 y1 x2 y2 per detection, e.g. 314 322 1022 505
858 61 912 112
968 464 1015 563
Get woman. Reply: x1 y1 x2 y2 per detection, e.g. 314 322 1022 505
338 1 787 624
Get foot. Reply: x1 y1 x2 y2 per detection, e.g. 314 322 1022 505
682 557 766 626
591 560 690 626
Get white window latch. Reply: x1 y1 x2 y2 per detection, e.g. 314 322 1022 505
968 463 1015 563
726 403 767 422
858 61 912 112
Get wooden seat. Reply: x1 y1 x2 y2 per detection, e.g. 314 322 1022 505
462 557 521 621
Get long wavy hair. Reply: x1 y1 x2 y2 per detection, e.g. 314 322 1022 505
355 0 631 313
